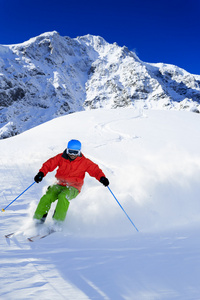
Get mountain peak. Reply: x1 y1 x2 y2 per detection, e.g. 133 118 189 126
77 34 108 47
0 32 200 138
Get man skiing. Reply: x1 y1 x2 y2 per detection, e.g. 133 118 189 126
33 139 109 225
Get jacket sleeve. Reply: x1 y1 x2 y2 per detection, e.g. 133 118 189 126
39 154 61 176
85 158 105 181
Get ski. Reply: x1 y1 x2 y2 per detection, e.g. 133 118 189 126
5 227 58 242
5 232 15 239
27 228 56 242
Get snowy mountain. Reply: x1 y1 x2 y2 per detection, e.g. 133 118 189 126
1 108 200 299
0 31 200 138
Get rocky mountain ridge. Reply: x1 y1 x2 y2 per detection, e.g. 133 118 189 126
0 31 200 138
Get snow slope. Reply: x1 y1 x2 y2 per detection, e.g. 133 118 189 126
1 108 200 299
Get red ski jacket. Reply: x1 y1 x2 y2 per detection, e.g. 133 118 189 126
39 151 105 192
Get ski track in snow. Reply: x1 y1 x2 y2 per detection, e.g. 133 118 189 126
1 108 200 299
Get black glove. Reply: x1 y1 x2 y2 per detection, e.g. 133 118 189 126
100 176 109 187
34 171 44 183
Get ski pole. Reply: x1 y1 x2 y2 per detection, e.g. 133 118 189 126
2 182 36 212
107 186 139 232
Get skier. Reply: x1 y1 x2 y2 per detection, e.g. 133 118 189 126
33 139 109 225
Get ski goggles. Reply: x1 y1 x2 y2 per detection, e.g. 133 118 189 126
67 148 81 156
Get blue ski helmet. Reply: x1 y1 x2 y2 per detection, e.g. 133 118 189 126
67 139 81 151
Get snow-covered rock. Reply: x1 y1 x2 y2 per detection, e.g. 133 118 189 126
0 31 200 138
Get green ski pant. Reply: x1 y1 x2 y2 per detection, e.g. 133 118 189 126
34 184 79 222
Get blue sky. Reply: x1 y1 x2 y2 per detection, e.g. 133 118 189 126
1 0 200 75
